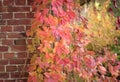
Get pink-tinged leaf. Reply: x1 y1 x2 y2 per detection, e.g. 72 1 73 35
43 9 49 15
54 41 70 55
44 72 62 82
59 58 70 66
67 11 76 20
84 56 96 68
98 66 106 75
52 0 63 7
58 7 66 17
28 73 37 82
96 56 104 64
114 65 120 72
45 15 58 26
108 63 118 76
34 9 48 23
80 69 89 79
34 11 42 21
52 7 59 16
86 51 95 56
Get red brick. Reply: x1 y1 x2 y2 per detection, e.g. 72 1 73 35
3 0 14 5
0 53 2 59
2 13 13 19
4 53 15 59
0 6 14 12
15 0 26 5
14 13 26 18
6 66 17 72
14 7 30 12
0 66 5 72
0 33 6 38
4 80 16 82
13 26 24 32
7 33 25 38
26 12 34 18
11 45 26 51
0 1 2 6
0 46 8 52
1 26 12 32
7 19 31 25
17 52 27 58
0 73 9 78
2 40 13 45
0 20 6 25
10 59 25 64
0 60 8 65
6 6 14 12
0 80 3 82
17 79 27 82
14 39 26 45
27 0 34 5
11 72 28 78
0 6 6 12
18 65 28 71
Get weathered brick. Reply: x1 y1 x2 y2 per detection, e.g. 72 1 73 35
6 6 14 12
14 39 26 45
14 7 30 12
0 6 7 12
4 80 16 82
13 26 25 32
11 72 28 78
0 73 9 78
0 80 3 82
3 0 14 5
0 60 8 65
26 12 34 18
14 13 26 18
0 66 5 72
17 52 27 58
2 13 13 19
17 79 28 82
2 40 13 45
0 0 33 80
4 53 15 59
0 33 6 38
27 0 34 5
0 46 8 52
10 59 25 64
7 33 25 38
0 20 6 25
1 26 12 32
15 0 26 5
18 65 28 71
7 19 31 25
0 1 2 6
0 53 2 59
11 45 26 51
6 66 17 72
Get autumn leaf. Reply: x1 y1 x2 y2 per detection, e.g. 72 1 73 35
98 66 107 75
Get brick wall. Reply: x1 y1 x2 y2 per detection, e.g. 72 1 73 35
0 0 34 82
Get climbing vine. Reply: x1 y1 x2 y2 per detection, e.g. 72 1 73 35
26 0 120 82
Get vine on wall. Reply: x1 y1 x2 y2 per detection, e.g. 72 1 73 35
26 0 120 82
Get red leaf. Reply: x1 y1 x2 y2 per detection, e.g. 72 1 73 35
98 66 106 75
